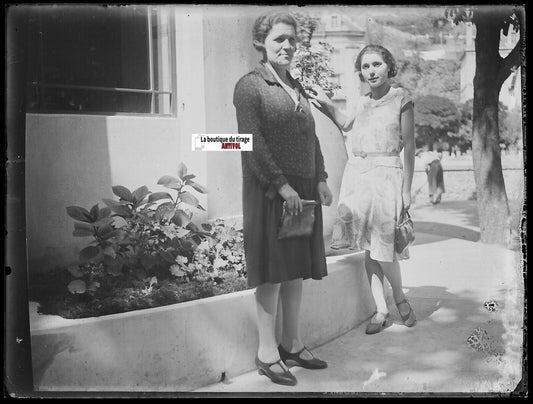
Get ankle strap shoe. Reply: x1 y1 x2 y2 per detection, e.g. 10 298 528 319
396 299 417 327
365 312 392 335
255 356 297 386
278 345 328 369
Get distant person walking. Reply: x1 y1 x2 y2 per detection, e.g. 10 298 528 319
416 149 445 204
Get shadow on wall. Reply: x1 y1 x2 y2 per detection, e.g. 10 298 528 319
26 115 113 275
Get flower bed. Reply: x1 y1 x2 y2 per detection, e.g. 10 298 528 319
29 219 249 319
29 163 252 319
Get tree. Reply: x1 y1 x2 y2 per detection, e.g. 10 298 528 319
446 6 524 245
414 95 461 150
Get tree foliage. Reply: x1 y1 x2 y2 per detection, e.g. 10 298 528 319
393 57 460 103
499 106 522 149
291 12 340 91
460 99 522 150
414 95 461 149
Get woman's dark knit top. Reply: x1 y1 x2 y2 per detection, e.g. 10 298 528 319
233 62 328 196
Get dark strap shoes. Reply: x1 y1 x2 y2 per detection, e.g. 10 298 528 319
278 344 328 370
255 355 297 386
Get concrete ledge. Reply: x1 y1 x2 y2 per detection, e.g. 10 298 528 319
30 252 374 392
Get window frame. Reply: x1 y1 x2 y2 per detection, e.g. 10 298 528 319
25 6 177 117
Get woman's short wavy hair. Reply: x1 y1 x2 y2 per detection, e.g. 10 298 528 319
252 12 298 52
355 44 398 82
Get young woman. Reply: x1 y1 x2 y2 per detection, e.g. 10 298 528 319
310 44 417 335
233 12 332 386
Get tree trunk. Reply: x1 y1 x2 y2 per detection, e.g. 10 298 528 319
472 11 511 245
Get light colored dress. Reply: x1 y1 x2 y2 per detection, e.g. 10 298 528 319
331 86 413 262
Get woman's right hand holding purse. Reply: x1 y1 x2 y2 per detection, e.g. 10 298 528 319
278 183 302 215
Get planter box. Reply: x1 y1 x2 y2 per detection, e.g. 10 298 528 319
30 252 374 392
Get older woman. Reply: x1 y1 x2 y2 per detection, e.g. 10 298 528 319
233 11 332 386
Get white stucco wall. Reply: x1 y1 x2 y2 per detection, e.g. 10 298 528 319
25 114 185 273
24 6 351 274
202 6 258 221
25 6 258 274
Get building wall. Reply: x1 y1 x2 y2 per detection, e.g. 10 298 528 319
25 6 258 274
201 6 258 222
25 114 184 273
24 6 357 274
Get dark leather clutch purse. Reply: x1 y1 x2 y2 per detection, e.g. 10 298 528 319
278 200 317 240
395 208 415 254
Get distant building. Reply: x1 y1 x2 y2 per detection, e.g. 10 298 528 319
311 12 366 111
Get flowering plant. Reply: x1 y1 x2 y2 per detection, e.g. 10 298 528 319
170 219 246 284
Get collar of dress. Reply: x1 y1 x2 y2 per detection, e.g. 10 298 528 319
254 61 298 87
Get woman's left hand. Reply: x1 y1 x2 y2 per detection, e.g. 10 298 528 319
402 190 412 211
318 182 333 206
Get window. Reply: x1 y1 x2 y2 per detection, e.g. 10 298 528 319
331 15 339 28
26 5 175 115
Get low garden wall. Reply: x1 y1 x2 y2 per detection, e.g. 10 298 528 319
30 252 374 392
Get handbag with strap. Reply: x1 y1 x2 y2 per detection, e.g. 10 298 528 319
395 207 415 254
278 200 317 240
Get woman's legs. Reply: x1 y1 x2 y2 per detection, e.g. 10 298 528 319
378 260 410 317
255 282 283 367
365 251 389 316
279 278 313 360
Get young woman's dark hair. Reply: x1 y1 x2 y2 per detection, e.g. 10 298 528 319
354 44 398 82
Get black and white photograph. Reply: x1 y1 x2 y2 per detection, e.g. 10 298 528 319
5 3 526 397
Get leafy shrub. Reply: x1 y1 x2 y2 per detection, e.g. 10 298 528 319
34 163 251 318
65 163 210 294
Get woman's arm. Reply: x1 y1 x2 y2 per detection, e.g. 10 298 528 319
307 86 355 132
401 104 415 209
314 136 333 206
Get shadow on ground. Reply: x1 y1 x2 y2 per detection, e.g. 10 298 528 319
320 284 517 393
325 221 480 256
413 200 480 229
414 222 480 245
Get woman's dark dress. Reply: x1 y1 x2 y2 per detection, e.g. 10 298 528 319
233 62 328 287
